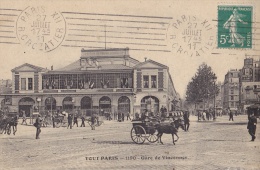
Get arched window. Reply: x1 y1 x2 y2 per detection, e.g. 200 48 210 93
118 96 130 113
141 96 159 114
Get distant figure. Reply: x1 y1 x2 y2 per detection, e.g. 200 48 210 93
126 112 131 121
118 112 122 122
21 110 27 125
80 115 85 127
183 111 190 131
35 115 43 139
52 114 55 128
91 114 96 130
67 114 73 129
247 112 257 141
228 108 234 121
135 112 140 120
122 112 125 122
73 115 78 127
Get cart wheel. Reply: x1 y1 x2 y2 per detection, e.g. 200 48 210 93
54 119 61 128
147 129 159 143
131 125 146 144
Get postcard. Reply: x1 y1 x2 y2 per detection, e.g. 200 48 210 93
0 0 259 169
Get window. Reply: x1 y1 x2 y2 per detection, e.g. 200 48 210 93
143 76 149 88
21 78 26 90
231 96 234 100
151 75 157 88
28 78 33 90
230 89 234 94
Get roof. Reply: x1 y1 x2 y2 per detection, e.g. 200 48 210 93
133 59 168 69
49 59 133 73
54 60 81 72
11 63 48 72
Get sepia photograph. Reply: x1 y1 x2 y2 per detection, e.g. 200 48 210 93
0 0 259 169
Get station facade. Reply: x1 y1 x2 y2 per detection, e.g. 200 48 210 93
0 48 181 117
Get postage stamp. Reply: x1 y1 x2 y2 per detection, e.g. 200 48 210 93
16 6 66 52
218 6 252 49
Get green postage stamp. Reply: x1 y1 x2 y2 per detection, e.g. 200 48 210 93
218 6 252 48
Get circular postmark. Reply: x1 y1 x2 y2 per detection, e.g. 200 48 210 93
16 6 66 52
166 15 215 57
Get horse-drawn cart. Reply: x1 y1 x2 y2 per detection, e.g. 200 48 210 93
130 118 159 144
53 115 67 128
130 115 184 145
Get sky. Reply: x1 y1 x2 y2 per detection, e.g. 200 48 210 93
0 0 259 98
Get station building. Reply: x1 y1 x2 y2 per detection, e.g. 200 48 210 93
0 48 181 117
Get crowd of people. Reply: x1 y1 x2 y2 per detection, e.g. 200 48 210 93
4 104 257 142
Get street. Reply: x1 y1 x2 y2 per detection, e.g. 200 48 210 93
0 115 259 170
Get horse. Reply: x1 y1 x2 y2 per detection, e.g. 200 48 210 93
155 119 184 145
3 116 18 135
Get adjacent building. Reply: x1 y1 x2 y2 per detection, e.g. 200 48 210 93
0 48 181 117
239 58 260 112
223 69 240 110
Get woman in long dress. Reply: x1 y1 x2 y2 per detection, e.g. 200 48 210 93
223 8 248 47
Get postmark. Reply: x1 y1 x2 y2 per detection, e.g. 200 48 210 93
16 6 66 52
218 6 252 48
166 15 215 57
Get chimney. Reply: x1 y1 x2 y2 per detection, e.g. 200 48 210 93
144 57 147 62
51 65 53 70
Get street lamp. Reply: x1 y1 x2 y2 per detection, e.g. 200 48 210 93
212 74 217 120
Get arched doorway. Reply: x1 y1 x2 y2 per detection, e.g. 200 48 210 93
141 96 159 115
99 96 111 115
45 97 56 111
81 96 92 116
63 97 74 110
19 97 35 117
118 96 130 114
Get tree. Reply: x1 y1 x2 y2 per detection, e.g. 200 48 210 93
186 63 220 106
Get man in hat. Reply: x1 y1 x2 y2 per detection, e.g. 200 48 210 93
35 115 43 139
247 112 257 141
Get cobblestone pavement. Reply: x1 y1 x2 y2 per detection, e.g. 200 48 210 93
0 115 259 170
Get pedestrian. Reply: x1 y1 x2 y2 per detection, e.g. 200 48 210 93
184 111 190 131
91 114 96 130
35 114 43 139
108 112 112 121
247 112 257 141
126 112 131 121
118 112 122 122
122 112 125 121
201 111 206 121
73 114 78 127
80 115 85 127
21 110 27 125
135 112 140 120
52 113 55 128
67 114 72 129
228 108 234 121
